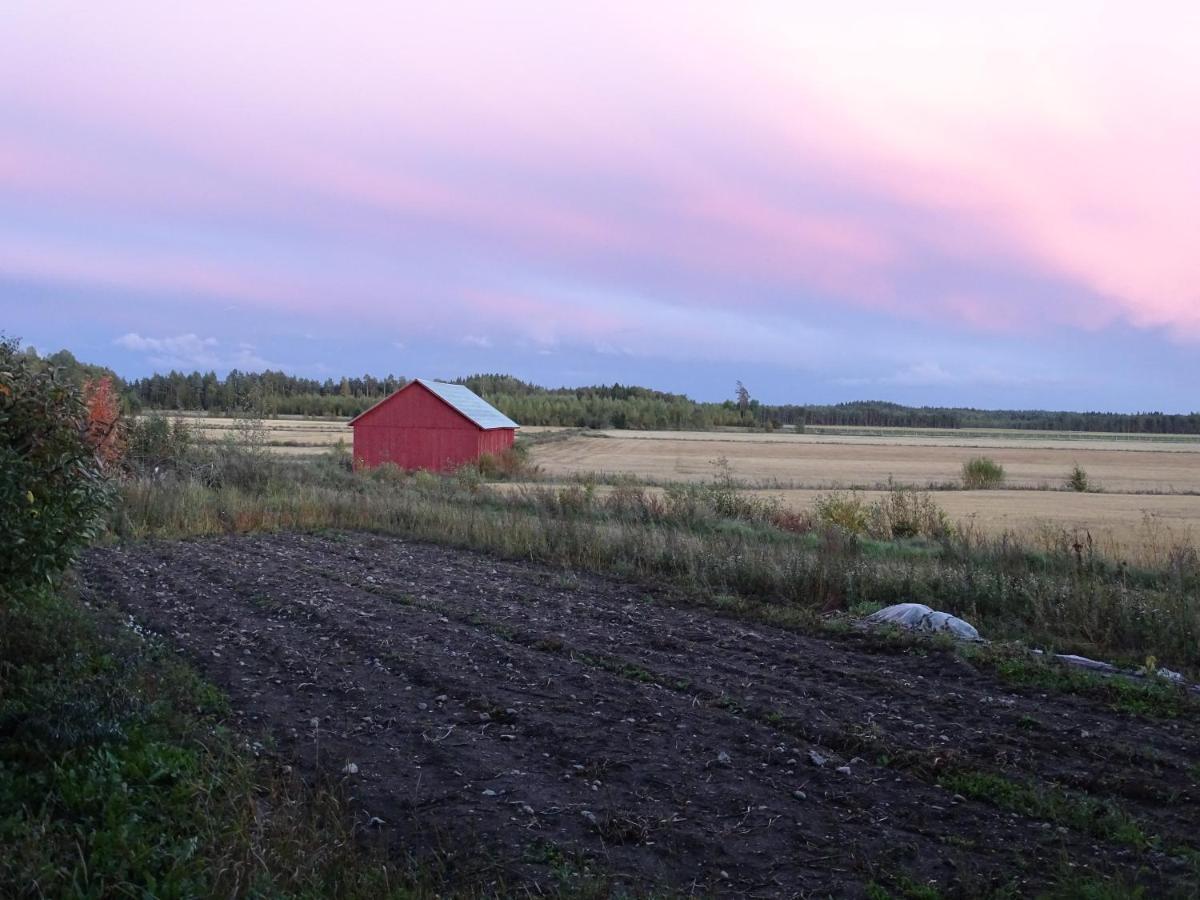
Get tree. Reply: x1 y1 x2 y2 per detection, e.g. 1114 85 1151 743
1 336 111 587
82 375 126 469
735 381 751 416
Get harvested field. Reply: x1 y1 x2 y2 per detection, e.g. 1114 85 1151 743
166 414 351 453
528 432 1200 493
82 533 1200 897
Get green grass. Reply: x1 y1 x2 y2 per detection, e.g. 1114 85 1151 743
0 582 418 898
572 653 657 683
940 770 1150 849
964 645 1198 719
864 878 943 900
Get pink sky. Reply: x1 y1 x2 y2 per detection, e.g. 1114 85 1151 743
2 2 1198 407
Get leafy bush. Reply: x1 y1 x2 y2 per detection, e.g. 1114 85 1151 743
201 418 275 494
82 376 125 468
812 487 949 540
0 336 111 587
1066 463 1090 492
962 456 1006 489
869 486 950 539
126 414 195 472
471 442 538 480
812 490 871 534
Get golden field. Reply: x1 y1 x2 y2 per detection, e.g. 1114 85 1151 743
526 429 1200 493
521 429 1200 561
171 415 352 452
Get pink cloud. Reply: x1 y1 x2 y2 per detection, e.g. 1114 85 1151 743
3 1 1199 343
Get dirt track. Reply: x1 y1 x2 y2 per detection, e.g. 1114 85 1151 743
82 533 1200 897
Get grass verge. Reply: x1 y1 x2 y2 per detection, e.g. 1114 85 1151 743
0 581 416 898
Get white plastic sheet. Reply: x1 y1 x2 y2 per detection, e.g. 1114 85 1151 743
865 603 982 641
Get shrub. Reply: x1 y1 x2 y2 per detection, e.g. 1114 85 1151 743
126 414 195 472
869 486 951 539
82 376 125 468
1066 463 1090 492
962 456 1006 489
0 336 111 587
769 507 813 534
663 482 710 524
472 443 538 480
206 418 275 494
812 490 870 534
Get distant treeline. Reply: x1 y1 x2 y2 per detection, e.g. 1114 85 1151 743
750 400 1200 435
127 369 407 418
23 347 1200 434
116 367 1200 435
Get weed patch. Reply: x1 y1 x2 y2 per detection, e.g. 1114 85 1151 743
940 770 1149 849
965 646 1198 718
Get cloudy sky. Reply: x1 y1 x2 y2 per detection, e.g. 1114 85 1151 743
3 2 1198 410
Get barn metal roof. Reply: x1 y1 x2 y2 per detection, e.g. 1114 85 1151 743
415 379 519 430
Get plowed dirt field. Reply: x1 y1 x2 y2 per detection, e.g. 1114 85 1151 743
82 534 1200 897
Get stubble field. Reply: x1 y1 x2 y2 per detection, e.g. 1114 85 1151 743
527 429 1200 493
526 430 1200 560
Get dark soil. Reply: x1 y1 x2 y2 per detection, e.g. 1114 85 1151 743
81 533 1200 898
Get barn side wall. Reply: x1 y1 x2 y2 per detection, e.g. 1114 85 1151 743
352 383 486 472
477 428 516 457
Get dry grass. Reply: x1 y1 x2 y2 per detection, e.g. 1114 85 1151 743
528 432 1200 493
495 484 1197 566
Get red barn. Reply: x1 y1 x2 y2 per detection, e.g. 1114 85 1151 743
348 378 518 471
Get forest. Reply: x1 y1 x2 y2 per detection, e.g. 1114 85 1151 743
30 347 1200 434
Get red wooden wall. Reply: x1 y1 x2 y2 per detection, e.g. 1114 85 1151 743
477 427 515 457
351 382 515 471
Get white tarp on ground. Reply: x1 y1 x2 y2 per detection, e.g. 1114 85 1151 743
865 603 982 641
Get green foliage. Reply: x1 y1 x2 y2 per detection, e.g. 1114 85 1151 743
961 456 1006 489
468 442 538 480
123 365 1200 434
1067 463 1090 492
0 335 111 586
0 583 415 898
813 490 872 534
869 485 951 539
125 413 195 472
813 487 950 540
864 877 944 900
971 646 1196 718
940 769 1148 849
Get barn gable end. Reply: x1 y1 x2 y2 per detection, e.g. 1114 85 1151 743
349 380 517 471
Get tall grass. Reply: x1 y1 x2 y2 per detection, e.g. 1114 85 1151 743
108 447 1200 675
